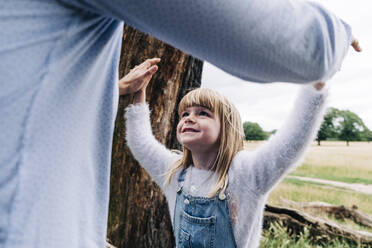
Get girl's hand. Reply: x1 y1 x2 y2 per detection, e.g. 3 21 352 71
119 58 161 96
313 82 325 91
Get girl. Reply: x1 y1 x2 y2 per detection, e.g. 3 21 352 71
120 59 328 248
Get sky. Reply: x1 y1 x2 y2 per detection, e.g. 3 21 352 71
201 0 372 132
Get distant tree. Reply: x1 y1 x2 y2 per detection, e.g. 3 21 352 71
337 110 367 146
365 130 372 142
264 129 276 139
316 107 339 145
316 107 370 146
243 121 268 141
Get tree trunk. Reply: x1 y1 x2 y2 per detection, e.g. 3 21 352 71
107 25 203 248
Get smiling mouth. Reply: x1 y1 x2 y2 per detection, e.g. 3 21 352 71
182 128 200 133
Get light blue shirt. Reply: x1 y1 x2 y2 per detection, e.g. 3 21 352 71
0 0 351 247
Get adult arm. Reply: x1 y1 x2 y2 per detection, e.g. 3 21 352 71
239 84 328 195
59 0 352 83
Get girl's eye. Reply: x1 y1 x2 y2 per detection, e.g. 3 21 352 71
199 111 209 117
181 112 189 117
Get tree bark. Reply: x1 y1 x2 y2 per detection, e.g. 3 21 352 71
107 25 203 248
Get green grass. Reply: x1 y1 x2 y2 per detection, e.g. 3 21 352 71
260 222 372 248
290 163 372 185
283 177 331 187
269 178 372 215
262 142 372 245
327 215 372 233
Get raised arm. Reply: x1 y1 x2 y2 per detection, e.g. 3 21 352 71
60 0 353 84
240 84 328 195
125 102 180 189
122 58 180 188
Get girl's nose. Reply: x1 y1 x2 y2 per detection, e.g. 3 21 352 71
185 114 196 123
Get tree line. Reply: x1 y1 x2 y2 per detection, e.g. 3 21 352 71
243 107 372 146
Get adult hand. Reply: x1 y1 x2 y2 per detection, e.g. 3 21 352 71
119 58 161 95
312 37 361 92
351 37 362 52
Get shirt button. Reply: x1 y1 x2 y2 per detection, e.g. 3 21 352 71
190 185 196 192
184 198 190 205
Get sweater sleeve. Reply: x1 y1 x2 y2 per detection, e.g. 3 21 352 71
239 85 328 195
125 102 181 190
60 0 351 83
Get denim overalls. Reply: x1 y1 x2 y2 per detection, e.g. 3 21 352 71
174 169 237 248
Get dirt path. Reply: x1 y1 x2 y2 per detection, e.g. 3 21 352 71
287 176 372 195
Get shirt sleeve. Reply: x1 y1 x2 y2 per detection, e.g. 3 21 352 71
124 102 181 189
239 85 328 195
59 0 352 84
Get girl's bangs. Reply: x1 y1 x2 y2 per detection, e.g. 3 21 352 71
178 89 218 115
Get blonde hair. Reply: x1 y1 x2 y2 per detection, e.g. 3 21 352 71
165 88 245 197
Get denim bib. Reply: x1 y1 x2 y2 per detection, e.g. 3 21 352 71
173 169 237 248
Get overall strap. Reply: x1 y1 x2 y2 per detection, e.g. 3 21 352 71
176 168 187 194
177 168 187 183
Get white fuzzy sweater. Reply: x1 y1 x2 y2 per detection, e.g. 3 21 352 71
125 85 328 248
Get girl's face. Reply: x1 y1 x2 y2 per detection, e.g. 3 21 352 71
177 105 221 152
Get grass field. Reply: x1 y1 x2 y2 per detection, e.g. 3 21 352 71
245 140 372 243
269 177 372 216
294 141 372 184
244 140 372 188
